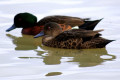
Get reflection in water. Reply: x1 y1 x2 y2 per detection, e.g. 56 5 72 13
6 34 42 50
45 72 62 76
36 47 116 67
6 34 116 67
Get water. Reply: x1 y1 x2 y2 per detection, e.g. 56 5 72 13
0 0 120 80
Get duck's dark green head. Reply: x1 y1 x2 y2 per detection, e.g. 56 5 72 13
6 12 37 32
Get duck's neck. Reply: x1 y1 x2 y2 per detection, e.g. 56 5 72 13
42 35 54 43
22 25 44 35
22 27 33 35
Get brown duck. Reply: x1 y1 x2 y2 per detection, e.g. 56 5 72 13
34 22 113 49
6 12 102 35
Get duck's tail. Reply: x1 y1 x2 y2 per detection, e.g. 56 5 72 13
103 39 114 46
96 38 114 48
79 18 103 30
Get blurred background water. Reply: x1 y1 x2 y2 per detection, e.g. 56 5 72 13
0 0 120 80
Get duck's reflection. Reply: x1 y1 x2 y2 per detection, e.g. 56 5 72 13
6 34 116 67
36 47 116 67
6 34 41 50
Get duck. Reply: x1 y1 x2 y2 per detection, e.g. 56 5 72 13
34 22 113 49
6 12 102 35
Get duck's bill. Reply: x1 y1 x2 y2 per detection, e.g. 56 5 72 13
6 24 16 32
34 31 44 38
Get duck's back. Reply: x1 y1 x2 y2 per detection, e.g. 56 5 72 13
42 29 113 49
37 15 85 27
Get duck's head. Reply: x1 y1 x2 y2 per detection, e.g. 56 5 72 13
6 12 37 32
34 22 62 38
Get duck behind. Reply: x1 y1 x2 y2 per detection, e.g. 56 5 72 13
6 12 102 35
35 22 113 49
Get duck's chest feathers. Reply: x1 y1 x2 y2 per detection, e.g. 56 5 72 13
43 38 83 49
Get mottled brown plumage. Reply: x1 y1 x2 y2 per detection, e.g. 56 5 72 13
36 22 113 49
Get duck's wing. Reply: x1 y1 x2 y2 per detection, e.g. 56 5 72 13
38 15 102 30
37 15 84 27
54 29 103 42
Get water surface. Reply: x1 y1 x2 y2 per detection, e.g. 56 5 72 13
0 0 120 80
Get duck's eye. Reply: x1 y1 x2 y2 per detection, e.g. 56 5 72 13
48 26 51 29
18 18 22 21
